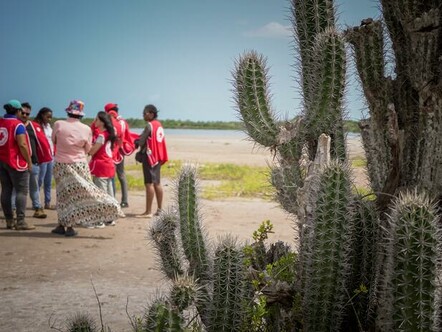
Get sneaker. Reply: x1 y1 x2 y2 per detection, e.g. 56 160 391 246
33 208 47 219
65 227 78 237
15 222 36 230
85 224 96 229
105 220 116 226
6 219 15 230
95 222 106 229
120 202 129 208
51 225 65 235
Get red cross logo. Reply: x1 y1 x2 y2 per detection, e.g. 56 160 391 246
0 128 8 146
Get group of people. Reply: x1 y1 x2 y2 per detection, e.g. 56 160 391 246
0 99 168 236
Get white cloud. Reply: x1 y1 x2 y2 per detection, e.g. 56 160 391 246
243 22 291 38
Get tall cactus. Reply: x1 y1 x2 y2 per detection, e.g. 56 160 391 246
233 0 442 331
301 161 355 330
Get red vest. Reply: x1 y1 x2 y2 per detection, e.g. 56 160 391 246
118 116 135 156
0 118 31 171
89 131 115 178
29 121 52 163
91 111 130 164
147 120 168 166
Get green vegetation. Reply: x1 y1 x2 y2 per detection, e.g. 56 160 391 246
125 161 274 200
52 117 361 132
124 158 367 200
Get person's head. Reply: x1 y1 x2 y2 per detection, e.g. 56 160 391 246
65 100 85 119
95 111 117 148
143 104 158 120
21 102 31 111
3 99 23 115
104 103 118 114
19 102 32 122
35 107 53 125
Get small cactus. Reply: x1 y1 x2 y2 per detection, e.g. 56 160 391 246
65 312 98 332
143 298 184 332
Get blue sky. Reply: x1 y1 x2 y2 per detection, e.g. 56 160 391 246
0 0 380 121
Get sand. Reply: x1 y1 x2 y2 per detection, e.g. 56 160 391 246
0 133 366 331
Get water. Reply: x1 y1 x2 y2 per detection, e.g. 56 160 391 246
132 127 245 138
132 127 361 139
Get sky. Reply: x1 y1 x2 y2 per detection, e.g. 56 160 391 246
0 0 380 122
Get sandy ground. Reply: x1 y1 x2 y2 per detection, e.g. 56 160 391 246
0 134 366 331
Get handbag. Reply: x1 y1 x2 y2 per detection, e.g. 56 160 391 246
135 151 143 163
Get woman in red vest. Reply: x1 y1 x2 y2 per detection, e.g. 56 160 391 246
89 111 117 196
89 111 121 227
0 100 34 230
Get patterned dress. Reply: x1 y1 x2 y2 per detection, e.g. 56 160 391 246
54 161 122 227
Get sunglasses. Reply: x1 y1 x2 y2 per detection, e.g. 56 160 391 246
21 111 30 116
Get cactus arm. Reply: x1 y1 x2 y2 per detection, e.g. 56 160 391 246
233 51 279 148
302 160 355 331
207 236 250 332
303 28 347 161
177 165 210 282
149 210 184 279
377 191 441 331
345 20 392 195
291 0 336 95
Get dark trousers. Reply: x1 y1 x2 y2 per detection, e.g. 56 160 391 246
115 157 128 204
0 162 29 223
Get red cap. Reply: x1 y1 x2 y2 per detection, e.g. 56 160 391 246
104 103 118 113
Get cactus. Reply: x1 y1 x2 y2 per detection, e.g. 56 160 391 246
65 312 98 332
149 209 183 279
176 165 211 283
232 0 441 330
208 235 250 331
301 161 355 330
377 190 441 331
143 298 184 332
345 2 442 210
147 165 253 331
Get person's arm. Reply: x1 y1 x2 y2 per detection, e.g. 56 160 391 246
136 124 151 150
84 128 93 154
88 135 104 156
52 121 58 145
16 134 32 171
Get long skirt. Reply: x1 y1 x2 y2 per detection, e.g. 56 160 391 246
54 161 121 227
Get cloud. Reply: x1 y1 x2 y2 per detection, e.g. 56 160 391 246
243 22 291 38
